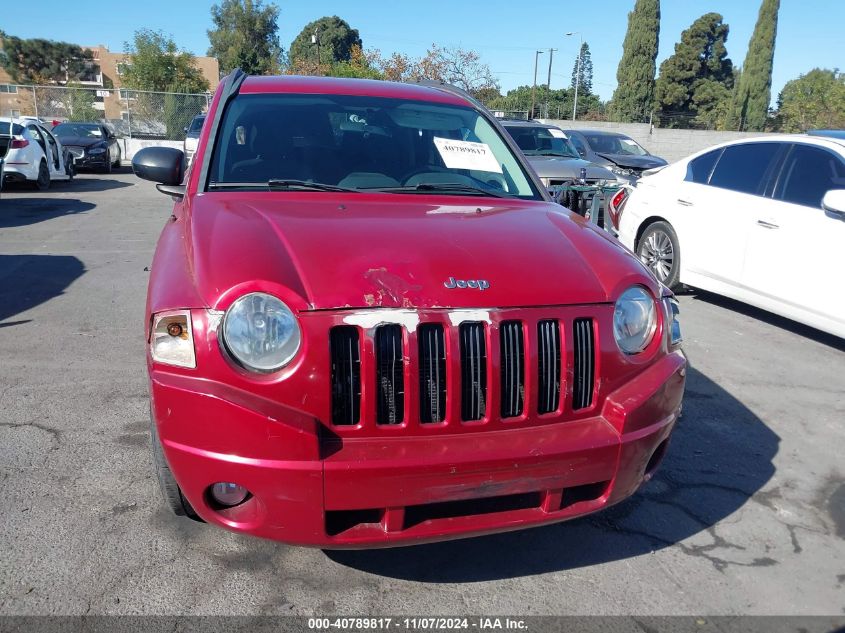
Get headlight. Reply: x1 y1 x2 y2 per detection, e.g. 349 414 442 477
221 293 300 372
610 166 633 177
88 147 106 154
663 296 682 346
150 310 195 368
613 286 657 354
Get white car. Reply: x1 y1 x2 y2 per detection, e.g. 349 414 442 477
615 134 845 339
0 117 74 190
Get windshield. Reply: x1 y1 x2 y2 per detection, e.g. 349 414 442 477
53 123 103 138
207 93 541 199
584 134 649 156
505 125 580 159
188 116 205 135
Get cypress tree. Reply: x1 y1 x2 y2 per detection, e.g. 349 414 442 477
571 42 593 95
654 13 734 128
729 0 780 131
610 0 660 122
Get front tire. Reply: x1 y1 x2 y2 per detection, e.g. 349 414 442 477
637 220 681 289
150 410 199 519
35 160 50 191
101 156 113 174
112 147 121 168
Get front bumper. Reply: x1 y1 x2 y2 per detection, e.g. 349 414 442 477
71 153 108 169
151 349 685 548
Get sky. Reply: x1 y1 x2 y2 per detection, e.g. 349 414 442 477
2 0 843 104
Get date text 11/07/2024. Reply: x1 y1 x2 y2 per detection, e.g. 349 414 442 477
307 617 528 630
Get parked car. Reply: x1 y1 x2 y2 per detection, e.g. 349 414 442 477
615 135 845 339
183 114 206 164
807 129 845 140
132 73 686 547
0 117 74 189
51 122 122 173
501 120 618 188
563 129 668 183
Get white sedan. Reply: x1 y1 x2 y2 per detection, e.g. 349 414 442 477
614 134 845 339
0 117 74 190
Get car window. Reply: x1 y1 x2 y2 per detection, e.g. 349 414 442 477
188 116 205 134
709 143 783 195
685 148 722 184
52 123 103 139
568 134 588 158
27 125 45 148
774 144 845 209
0 122 24 136
504 125 580 159
584 134 648 156
208 94 541 199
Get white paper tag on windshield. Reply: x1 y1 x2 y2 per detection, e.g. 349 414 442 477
433 137 502 173
549 128 567 139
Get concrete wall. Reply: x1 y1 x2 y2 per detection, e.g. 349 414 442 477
539 119 776 163
120 138 183 162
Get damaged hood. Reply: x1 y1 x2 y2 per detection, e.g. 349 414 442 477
189 193 655 310
524 155 616 181
595 152 668 172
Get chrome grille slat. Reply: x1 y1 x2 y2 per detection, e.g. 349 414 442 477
418 324 446 423
573 318 595 410
500 321 524 418
537 320 561 414
375 324 404 425
460 322 487 421
330 326 361 425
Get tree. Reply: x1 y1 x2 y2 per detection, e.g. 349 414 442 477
571 42 593 95
207 0 283 75
773 68 845 132
654 13 734 128
610 0 660 122
0 35 94 84
289 16 361 69
329 45 383 80
727 0 779 131
121 29 210 93
372 45 498 96
60 83 99 121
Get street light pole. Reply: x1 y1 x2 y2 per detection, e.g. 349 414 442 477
530 50 544 119
566 32 582 121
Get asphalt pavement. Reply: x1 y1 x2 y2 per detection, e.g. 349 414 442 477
0 171 843 616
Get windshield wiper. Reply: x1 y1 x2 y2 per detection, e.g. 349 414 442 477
208 179 360 193
364 183 516 198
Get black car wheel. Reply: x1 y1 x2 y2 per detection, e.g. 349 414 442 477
101 155 113 174
35 160 50 191
150 409 199 519
112 146 121 168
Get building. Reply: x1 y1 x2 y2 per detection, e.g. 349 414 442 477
0 42 219 129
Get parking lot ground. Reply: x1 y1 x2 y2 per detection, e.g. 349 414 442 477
0 171 844 616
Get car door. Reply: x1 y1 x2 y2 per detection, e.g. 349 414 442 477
743 142 845 325
680 141 785 285
25 125 49 173
39 125 64 175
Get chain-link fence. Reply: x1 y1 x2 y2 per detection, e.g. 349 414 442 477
0 85 212 140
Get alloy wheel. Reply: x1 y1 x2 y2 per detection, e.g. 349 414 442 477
639 230 674 281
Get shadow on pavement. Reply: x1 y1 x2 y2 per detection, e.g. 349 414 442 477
0 198 95 229
59 175 134 192
688 290 845 352
326 365 779 581
0 254 86 324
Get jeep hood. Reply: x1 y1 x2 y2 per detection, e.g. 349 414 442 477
189 193 656 310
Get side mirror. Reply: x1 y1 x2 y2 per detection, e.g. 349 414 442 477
822 189 845 220
183 126 188 134
132 146 186 198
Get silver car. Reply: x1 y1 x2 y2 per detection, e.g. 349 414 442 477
501 120 617 189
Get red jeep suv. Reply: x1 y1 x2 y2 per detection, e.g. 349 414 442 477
132 72 686 548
